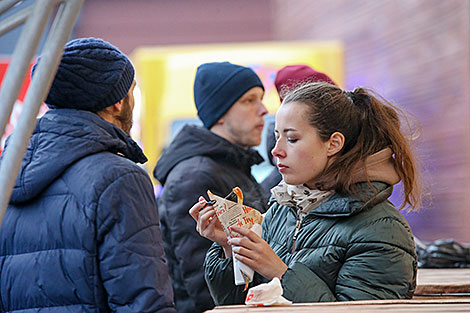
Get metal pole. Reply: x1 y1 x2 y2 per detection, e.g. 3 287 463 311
0 6 32 37
0 0 55 146
0 0 23 16
0 0 84 225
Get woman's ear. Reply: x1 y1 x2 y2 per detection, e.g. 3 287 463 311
327 132 345 157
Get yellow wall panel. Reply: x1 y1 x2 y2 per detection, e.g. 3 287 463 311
131 41 344 180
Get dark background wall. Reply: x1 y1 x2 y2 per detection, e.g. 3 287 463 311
272 0 470 242
75 0 275 54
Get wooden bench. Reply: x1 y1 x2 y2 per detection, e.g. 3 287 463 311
415 268 470 295
206 298 470 312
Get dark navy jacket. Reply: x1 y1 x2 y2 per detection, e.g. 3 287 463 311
0 109 176 313
153 125 268 313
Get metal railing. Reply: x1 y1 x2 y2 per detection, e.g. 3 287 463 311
0 0 84 227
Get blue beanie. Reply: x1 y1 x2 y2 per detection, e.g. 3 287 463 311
194 62 264 129
32 37 134 112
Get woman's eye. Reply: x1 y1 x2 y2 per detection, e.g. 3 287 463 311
287 138 298 143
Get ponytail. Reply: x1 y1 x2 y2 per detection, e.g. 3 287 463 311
346 87 421 210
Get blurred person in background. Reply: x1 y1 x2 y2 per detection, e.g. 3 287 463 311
261 65 337 198
0 38 176 313
153 61 269 313
191 81 421 304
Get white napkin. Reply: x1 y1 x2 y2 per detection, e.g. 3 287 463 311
245 277 292 306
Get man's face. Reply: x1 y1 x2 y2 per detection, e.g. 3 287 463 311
117 81 136 135
218 86 268 148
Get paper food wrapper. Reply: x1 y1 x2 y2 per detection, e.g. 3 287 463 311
245 277 292 306
207 187 263 290
233 223 262 288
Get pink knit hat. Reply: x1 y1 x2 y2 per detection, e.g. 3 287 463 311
274 65 337 102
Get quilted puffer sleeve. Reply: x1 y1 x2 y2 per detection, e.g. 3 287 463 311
96 169 176 313
204 243 264 305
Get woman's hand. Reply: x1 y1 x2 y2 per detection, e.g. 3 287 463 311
229 225 288 280
189 196 232 257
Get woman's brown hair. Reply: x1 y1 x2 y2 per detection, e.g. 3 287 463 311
282 82 422 211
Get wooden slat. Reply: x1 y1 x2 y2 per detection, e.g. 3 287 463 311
206 298 470 312
416 269 470 294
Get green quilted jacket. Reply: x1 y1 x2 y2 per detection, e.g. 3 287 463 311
204 182 417 304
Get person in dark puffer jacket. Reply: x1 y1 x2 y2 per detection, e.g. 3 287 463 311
154 62 269 313
190 82 422 304
0 38 176 313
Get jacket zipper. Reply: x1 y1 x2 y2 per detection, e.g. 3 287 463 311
291 215 303 254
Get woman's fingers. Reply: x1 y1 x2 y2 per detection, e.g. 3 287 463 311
188 196 230 250
233 251 256 267
228 227 260 259
231 245 253 258
228 225 288 280
204 213 219 234
197 209 216 232
189 196 207 221
228 236 254 250
189 196 215 226
229 225 261 242
198 206 216 222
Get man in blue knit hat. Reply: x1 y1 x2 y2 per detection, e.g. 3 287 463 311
154 62 269 313
0 38 176 313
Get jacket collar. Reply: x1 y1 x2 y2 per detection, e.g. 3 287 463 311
307 182 393 217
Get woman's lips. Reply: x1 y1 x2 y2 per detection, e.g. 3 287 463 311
277 163 288 173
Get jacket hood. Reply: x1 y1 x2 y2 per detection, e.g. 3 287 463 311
154 124 264 185
350 147 400 185
310 147 400 217
5 109 147 204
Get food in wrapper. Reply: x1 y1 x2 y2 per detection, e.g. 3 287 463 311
232 223 262 290
207 187 263 290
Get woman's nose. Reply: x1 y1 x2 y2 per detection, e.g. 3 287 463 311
271 141 285 159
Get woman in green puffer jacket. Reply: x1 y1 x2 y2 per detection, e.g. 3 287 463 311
189 82 422 304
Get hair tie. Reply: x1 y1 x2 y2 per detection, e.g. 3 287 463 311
346 90 371 109
346 91 355 104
